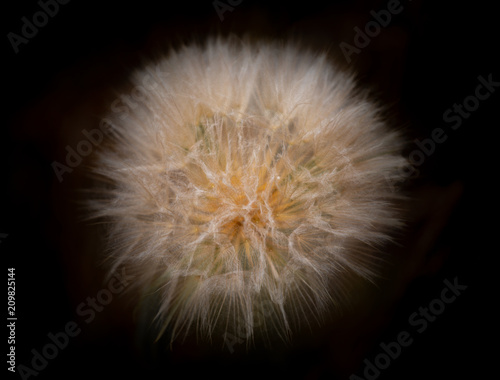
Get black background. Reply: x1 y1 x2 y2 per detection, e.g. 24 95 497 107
3 1 499 379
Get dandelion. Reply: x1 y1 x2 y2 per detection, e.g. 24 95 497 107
88 38 408 345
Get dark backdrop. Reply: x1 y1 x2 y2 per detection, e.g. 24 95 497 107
3 1 498 379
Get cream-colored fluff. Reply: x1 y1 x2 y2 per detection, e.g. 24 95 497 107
89 38 408 344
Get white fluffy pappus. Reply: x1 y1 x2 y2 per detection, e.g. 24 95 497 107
88 38 408 345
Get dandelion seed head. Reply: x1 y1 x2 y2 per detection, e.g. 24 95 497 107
90 38 408 344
